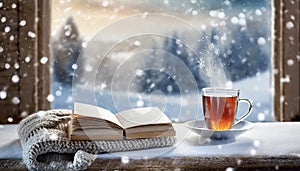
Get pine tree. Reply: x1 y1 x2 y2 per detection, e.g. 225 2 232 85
51 17 83 86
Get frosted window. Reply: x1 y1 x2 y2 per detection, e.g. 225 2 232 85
51 0 273 122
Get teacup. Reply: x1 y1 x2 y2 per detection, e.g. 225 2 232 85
202 87 253 130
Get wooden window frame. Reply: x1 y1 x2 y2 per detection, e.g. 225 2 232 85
274 0 300 121
0 0 50 123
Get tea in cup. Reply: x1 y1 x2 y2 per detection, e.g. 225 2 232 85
202 87 252 131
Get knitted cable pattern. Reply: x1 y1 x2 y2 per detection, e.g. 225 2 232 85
17 109 176 171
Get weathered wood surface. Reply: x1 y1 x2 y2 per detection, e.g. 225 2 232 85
1 156 300 170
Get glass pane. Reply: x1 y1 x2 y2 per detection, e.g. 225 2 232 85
50 0 273 122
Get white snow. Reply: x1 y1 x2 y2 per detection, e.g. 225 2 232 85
14 63 19 69
190 0 197 4
19 20 26 26
9 35 14 41
287 59 294 66
72 64 78 70
121 156 129 164
47 94 55 102
136 100 144 107
286 21 294 29
1 17 6 23
0 90 7 99
11 3 17 9
20 111 28 118
102 0 109 7
4 26 10 33
11 75 20 83
133 40 141 47
25 56 31 63
55 90 62 96
7 117 13 123
191 9 198 16
28 31 36 38
255 9 262 16
217 12 226 19
12 97 20 104
4 63 10 69
257 37 266 46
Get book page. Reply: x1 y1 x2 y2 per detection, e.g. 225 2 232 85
73 102 123 128
115 107 172 129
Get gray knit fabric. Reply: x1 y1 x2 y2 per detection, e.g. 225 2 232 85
17 109 176 171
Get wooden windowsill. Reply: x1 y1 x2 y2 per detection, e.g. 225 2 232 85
1 122 300 170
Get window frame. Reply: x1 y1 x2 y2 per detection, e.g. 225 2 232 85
0 0 50 123
0 0 298 122
273 0 300 121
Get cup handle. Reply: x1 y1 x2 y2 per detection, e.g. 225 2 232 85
234 99 253 125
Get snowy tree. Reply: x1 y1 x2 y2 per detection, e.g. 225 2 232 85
51 17 83 86
199 23 270 82
132 46 179 94
162 33 206 91
134 32 207 94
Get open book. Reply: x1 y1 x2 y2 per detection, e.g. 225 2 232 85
68 102 176 140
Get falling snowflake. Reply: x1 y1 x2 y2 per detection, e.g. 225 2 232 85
102 0 109 7
135 69 143 77
11 3 17 9
191 9 198 16
225 167 235 171
12 97 20 104
250 149 257 155
287 59 294 66
257 37 266 46
0 90 7 99
55 90 62 96
19 20 26 26
72 64 78 70
25 56 31 63
100 83 107 90
11 75 20 83
7 117 13 123
133 40 141 47
255 9 262 16
253 140 260 147
20 111 28 118
136 100 144 107
28 31 36 38
1 17 6 23
4 63 10 69
40 57 48 64
257 113 266 121
286 21 294 29
121 156 129 164
167 85 173 93
9 35 14 41
4 26 10 33
47 94 55 102
14 63 20 69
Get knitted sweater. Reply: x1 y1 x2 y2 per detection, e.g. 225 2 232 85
17 109 176 171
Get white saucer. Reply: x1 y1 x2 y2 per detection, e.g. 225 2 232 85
185 120 253 140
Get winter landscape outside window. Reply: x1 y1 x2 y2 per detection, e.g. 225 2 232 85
50 0 274 122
